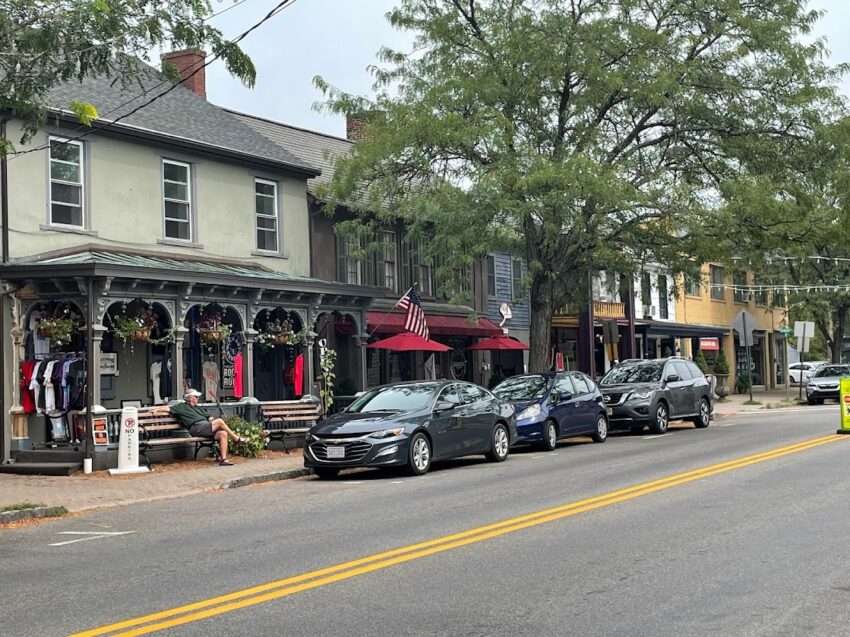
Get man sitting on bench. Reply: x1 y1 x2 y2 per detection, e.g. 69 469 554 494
151 389 245 466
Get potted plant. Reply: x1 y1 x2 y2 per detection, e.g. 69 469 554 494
714 349 730 398
35 309 79 347
196 313 231 343
256 317 297 347
694 350 710 376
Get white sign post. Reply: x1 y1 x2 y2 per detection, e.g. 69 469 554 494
108 406 150 475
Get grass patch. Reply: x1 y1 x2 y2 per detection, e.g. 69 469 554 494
0 502 46 513
743 400 762 406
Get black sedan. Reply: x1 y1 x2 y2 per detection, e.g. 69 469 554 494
303 381 517 478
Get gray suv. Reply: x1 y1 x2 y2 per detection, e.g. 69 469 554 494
600 357 712 434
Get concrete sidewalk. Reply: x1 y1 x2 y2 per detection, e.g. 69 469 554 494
712 387 812 419
0 450 308 516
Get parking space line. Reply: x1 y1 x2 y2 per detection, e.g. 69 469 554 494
641 433 673 440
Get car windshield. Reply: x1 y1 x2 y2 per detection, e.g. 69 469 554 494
814 365 850 378
601 363 664 385
346 383 439 413
492 375 551 400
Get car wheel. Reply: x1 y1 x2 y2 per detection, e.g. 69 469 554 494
486 423 510 462
540 420 558 451
807 396 816 405
650 402 669 434
407 432 432 476
630 425 645 435
314 467 339 480
591 414 608 442
692 398 710 428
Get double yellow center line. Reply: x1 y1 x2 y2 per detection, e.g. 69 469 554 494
72 434 845 637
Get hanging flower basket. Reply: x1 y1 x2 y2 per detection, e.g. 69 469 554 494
35 312 79 346
133 328 152 342
199 328 223 343
37 326 53 339
273 332 295 346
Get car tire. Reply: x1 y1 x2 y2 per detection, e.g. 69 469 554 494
540 420 558 451
630 425 645 435
407 432 432 476
650 402 669 434
692 398 710 428
314 467 339 480
486 423 510 462
591 414 608 442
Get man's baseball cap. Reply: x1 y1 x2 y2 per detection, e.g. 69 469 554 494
184 389 202 398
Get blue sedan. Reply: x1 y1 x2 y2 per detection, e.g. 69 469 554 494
492 372 608 450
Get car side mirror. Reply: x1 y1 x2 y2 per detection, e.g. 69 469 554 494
434 400 456 413
550 391 561 404
665 374 680 383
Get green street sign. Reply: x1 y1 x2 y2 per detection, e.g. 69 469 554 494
778 327 792 335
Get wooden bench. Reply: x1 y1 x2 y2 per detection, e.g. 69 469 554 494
137 411 218 469
259 400 323 453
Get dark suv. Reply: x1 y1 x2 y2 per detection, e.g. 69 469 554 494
599 357 712 434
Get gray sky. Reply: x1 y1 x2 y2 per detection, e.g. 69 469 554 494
205 0 850 139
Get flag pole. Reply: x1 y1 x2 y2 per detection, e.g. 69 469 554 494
368 283 416 337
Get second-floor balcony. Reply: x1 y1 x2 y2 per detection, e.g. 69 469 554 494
554 300 626 320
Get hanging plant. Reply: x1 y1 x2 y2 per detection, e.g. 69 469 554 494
319 347 337 415
112 308 158 344
195 313 232 343
35 308 79 347
256 317 307 348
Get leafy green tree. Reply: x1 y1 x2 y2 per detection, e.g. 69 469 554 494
0 0 256 153
713 119 850 362
316 0 837 371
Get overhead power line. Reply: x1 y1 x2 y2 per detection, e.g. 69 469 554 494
9 0 299 159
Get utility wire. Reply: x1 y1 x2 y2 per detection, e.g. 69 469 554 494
9 0 298 159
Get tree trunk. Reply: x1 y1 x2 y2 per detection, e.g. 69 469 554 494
832 305 848 363
529 273 554 372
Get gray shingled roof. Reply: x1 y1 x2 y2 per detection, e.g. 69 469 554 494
47 65 318 176
227 109 351 195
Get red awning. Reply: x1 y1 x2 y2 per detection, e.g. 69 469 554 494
368 311 502 337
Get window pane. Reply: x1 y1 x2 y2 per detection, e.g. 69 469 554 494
255 181 275 197
50 141 80 163
164 181 189 201
51 203 82 226
255 194 276 216
51 182 81 206
50 161 80 183
163 162 188 182
165 220 190 240
487 255 496 296
257 229 277 251
164 200 189 221
257 216 276 230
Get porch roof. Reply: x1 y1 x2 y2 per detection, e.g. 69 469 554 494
636 319 730 338
0 247 380 298
368 311 503 337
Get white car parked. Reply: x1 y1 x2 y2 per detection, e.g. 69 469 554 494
788 361 828 386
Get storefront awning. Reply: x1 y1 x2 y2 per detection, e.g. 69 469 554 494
368 311 502 337
636 319 729 338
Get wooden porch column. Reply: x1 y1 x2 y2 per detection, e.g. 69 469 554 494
9 307 29 450
87 324 108 410
242 328 257 398
355 334 368 392
173 326 190 397
304 331 316 398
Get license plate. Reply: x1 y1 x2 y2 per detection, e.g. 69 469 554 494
606 407 613 416
326 446 345 459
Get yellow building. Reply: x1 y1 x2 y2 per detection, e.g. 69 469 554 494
676 264 787 389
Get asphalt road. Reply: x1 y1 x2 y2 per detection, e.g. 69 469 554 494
4 406 850 637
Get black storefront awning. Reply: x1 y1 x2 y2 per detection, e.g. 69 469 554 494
636 319 729 338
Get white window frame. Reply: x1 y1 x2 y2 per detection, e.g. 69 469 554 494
383 230 397 291
254 178 279 253
486 255 496 297
162 159 193 242
48 136 85 228
511 258 523 301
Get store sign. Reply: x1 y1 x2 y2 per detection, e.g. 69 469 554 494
699 337 720 351
222 364 235 389
839 378 850 435
92 418 109 446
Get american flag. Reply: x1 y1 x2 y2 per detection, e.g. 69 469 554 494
397 285 429 340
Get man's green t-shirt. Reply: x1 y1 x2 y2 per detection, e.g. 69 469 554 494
169 402 209 428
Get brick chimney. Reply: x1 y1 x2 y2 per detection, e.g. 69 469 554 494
346 113 374 142
161 49 207 99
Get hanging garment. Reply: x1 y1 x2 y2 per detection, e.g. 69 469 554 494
42 360 57 414
233 353 243 398
31 361 45 414
150 361 163 404
49 414 69 443
202 361 219 401
293 354 304 398
67 359 87 410
20 360 37 413
29 311 51 357
159 357 172 402
61 358 75 411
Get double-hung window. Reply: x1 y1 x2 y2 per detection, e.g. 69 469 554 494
710 265 725 300
163 160 192 241
733 271 748 303
486 255 496 297
49 137 84 227
383 231 397 291
657 275 669 319
512 259 523 301
255 178 279 252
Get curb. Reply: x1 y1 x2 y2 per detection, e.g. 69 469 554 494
223 468 312 489
0 506 68 524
